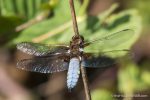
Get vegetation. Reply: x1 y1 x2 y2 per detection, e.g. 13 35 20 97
0 0 149 100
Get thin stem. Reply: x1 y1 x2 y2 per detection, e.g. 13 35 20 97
69 0 79 36
69 0 91 99
81 66 91 100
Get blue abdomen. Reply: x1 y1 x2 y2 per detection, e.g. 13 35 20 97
67 58 80 89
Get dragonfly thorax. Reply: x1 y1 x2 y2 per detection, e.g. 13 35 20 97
69 35 84 57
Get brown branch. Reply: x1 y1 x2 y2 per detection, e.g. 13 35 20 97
81 66 91 100
69 0 91 99
69 0 80 36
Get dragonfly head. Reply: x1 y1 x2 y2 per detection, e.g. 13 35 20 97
71 35 84 46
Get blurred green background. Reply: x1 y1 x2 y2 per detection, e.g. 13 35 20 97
0 0 150 100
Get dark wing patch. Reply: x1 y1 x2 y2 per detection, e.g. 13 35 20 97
81 53 115 68
82 49 131 68
17 56 69 73
17 42 69 56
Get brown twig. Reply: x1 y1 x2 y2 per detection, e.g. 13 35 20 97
81 66 92 100
69 0 91 100
69 0 80 36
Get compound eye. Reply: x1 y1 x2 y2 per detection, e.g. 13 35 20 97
79 42 84 48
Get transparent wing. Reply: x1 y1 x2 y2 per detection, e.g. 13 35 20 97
17 56 69 73
17 42 69 56
84 29 134 52
82 50 130 68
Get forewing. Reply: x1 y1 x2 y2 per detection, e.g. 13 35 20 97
84 29 134 53
17 42 69 56
17 56 69 73
82 50 130 68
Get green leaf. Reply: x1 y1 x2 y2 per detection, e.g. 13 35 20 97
0 0 54 46
12 0 80 43
128 0 150 26
0 16 22 45
118 61 148 94
92 89 113 100
142 71 150 86
139 60 150 86
0 0 51 20
12 3 141 57
83 9 142 57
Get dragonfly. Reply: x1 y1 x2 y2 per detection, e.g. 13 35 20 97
16 0 133 90
17 30 132 89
